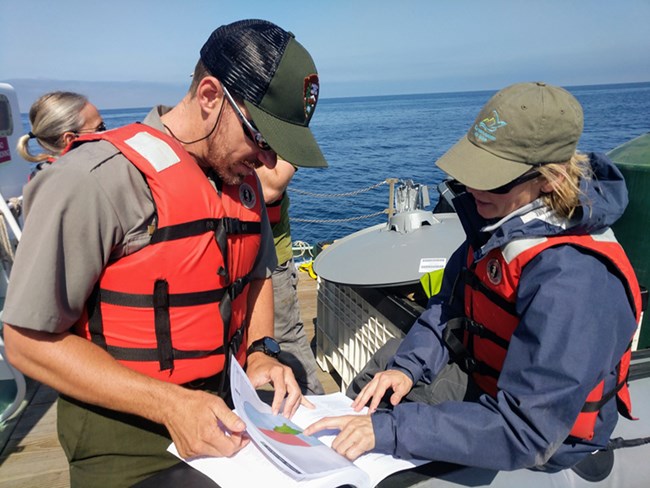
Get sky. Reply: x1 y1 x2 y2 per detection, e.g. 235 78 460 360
1 0 649 109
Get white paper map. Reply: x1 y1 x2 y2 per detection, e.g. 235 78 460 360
168 358 427 487
230 358 353 479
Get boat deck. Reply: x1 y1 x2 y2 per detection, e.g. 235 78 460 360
0 272 339 487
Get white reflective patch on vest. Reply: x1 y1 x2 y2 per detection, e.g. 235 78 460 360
124 132 180 172
591 227 617 243
502 228 618 264
502 237 548 264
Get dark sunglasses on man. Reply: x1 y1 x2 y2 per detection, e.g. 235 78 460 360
222 84 272 152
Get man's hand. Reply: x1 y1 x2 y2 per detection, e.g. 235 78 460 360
3 324 252 460
351 369 413 413
303 414 375 461
163 386 249 459
245 352 313 417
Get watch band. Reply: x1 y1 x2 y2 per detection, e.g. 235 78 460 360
246 336 281 358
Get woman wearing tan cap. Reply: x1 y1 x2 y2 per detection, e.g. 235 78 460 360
306 82 642 479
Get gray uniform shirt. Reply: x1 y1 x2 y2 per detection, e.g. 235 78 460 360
2 107 277 333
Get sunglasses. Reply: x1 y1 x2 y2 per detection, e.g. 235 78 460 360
74 121 107 134
486 169 541 194
221 85 272 152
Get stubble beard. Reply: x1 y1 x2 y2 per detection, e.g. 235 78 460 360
206 146 257 186
202 127 262 185
201 135 243 185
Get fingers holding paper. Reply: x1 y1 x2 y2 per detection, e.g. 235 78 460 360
166 387 250 459
303 415 375 461
246 352 313 417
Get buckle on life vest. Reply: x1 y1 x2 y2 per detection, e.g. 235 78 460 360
229 326 245 356
465 319 487 337
221 217 241 234
462 357 479 373
228 277 248 300
183 373 224 391
463 318 510 350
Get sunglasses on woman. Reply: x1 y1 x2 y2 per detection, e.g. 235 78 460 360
74 121 107 134
487 169 541 194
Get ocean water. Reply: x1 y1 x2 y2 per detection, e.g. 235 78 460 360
22 82 650 244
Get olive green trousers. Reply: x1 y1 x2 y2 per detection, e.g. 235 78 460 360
57 395 180 487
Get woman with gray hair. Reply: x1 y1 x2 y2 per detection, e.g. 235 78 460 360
16 91 105 171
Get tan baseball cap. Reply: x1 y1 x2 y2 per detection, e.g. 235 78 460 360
436 82 583 190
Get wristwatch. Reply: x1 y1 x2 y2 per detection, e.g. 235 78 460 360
246 336 281 358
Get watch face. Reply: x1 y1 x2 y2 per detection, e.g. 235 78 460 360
263 337 281 355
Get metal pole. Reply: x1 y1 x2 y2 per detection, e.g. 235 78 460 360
386 178 398 221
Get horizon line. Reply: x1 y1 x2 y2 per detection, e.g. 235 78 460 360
6 78 649 112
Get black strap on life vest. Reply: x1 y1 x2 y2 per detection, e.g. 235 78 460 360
87 274 252 371
87 211 259 382
214 218 230 283
443 317 502 379
87 284 107 350
153 280 173 370
459 267 518 316
453 267 639 429
444 266 514 379
580 358 632 416
149 217 261 245
211 216 249 395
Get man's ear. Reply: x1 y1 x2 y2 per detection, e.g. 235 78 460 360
196 76 223 113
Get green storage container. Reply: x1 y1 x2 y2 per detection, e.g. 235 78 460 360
608 133 650 349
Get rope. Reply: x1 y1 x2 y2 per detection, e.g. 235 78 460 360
292 210 387 224
1 197 22 277
289 180 387 198
0 216 15 276
292 240 315 259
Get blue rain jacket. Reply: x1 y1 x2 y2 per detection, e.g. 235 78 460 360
372 153 639 471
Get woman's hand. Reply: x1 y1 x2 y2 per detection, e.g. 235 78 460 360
303 414 375 461
351 369 413 413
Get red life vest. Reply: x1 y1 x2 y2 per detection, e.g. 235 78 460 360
266 192 286 225
67 124 263 385
445 229 641 440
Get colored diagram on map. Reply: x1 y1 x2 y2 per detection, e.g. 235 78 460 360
230 356 353 479
244 401 321 448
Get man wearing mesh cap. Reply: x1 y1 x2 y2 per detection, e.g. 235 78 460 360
3 19 327 486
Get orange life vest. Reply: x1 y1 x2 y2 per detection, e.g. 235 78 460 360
445 230 641 440
266 191 286 225
69 124 263 385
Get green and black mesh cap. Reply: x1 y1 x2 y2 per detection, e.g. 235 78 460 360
200 19 327 168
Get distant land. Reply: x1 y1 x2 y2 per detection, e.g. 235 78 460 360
3 78 650 113
3 79 188 112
